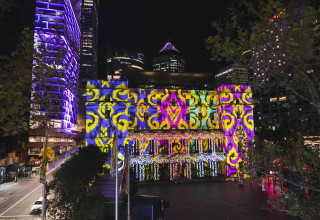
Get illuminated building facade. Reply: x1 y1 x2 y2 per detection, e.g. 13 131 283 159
29 0 81 158
215 65 250 88
153 42 185 72
86 80 254 181
107 49 145 81
80 0 99 85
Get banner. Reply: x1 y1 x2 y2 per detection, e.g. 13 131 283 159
40 143 48 184
120 159 129 194
40 129 48 184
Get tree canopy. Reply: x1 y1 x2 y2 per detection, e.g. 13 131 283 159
206 0 320 115
47 145 108 220
206 0 320 219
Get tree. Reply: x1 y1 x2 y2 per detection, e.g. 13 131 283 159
0 24 68 132
47 145 108 220
206 1 320 219
0 28 34 137
0 0 15 17
206 0 320 115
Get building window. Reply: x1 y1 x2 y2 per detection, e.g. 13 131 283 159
279 96 286 101
270 98 277 102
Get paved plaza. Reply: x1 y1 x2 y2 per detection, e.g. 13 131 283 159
136 180 299 220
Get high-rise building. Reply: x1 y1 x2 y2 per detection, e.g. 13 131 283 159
106 49 145 81
252 10 295 128
153 42 185 72
28 0 81 159
215 65 250 88
77 0 99 133
252 6 320 130
79 0 99 86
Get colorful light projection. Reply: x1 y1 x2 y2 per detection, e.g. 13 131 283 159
85 81 254 180
217 85 254 180
86 80 129 171
127 89 219 130
34 0 80 132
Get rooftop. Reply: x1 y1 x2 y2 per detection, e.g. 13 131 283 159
159 41 179 53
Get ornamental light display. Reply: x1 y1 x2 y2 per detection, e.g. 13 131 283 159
86 80 254 181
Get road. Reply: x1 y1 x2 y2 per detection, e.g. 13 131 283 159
0 168 56 219
0 149 77 220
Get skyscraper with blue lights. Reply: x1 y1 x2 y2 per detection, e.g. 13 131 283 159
28 0 81 158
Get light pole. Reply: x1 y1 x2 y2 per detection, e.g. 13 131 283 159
40 128 48 220
126 144 130 220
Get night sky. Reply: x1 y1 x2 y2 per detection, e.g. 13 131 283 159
98 0 232 78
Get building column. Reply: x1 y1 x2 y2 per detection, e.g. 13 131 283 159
211 161 214 176
186 163 189 179
154 164 159 180
186 139 189 154
200 139 203 154
186 163 190 179
173 163 176 180
138 165 143 181
152 164 154 180
137 140 139 155
155 140 158 155
143 164 146 181
172 140 175 154
136 164 139 179
196 139 198 153
138 165 141 181
196 162 199 178
214 161 217 176
170 163 174 180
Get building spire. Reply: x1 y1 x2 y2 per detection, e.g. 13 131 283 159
159 41 179 53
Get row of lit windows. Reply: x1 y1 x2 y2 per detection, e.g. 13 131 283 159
270 96 286 102
82 35 93 38
107 75 121 80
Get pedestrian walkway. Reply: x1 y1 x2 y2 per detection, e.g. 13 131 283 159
0 215 40 220
0 177 32 193
0 181 18 193
136 179 300 220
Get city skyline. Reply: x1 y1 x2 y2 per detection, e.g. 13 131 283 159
98 0 232 77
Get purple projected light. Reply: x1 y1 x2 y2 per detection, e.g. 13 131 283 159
217 85 254 179
34 0 80 132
